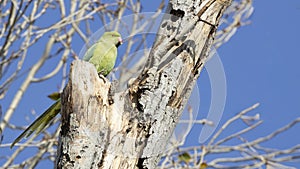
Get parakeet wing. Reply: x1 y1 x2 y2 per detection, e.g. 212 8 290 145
82 43 97 62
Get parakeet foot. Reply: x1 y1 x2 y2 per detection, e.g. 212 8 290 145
98 74 107 83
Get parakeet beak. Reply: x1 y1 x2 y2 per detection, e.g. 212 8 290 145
116 37 123 48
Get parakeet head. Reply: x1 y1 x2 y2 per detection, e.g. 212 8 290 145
102 31 123 48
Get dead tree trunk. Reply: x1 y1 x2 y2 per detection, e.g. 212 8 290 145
56 0 232 168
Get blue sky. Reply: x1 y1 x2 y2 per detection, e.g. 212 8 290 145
1 1 300 168
195 1 300 167
218 0 300 142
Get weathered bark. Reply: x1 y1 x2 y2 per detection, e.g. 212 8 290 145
56 0 232 168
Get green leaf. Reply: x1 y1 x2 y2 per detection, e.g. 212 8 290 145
178 152 191 163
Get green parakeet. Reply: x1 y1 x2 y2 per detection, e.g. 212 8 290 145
11 31 122 148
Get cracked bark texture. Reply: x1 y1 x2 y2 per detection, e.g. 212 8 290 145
56 0 232 168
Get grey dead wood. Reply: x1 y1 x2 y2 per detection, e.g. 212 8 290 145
56 0 232 168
